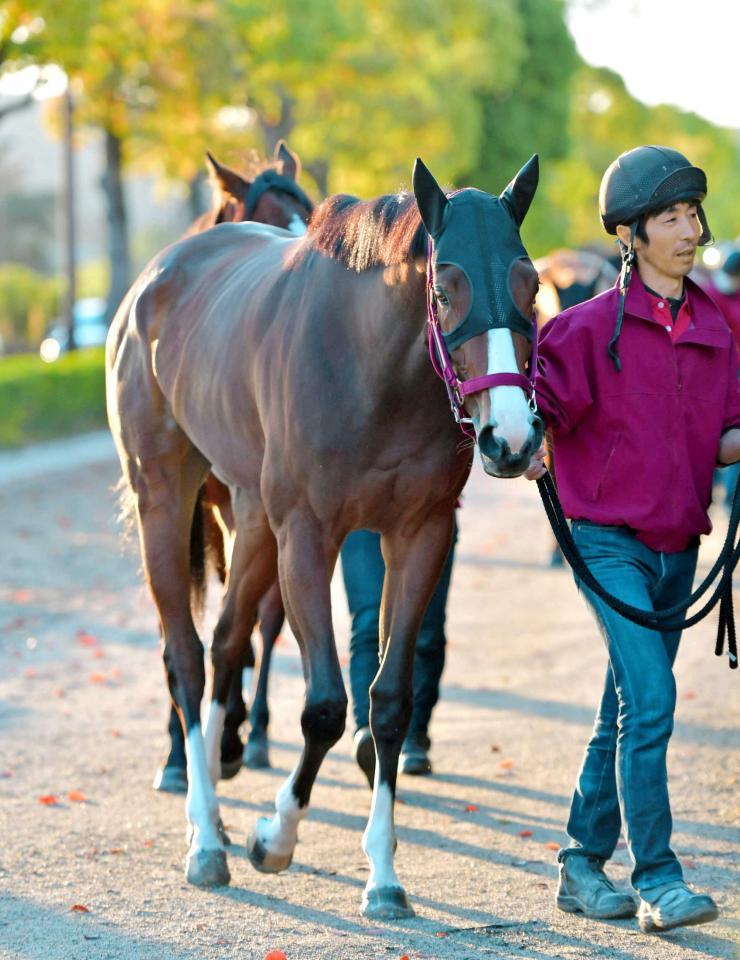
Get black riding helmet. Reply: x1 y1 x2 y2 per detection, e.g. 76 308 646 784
598 145 713 371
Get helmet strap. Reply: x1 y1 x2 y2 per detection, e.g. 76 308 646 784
608 222 637 372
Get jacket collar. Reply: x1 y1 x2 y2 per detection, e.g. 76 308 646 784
624 268 727 343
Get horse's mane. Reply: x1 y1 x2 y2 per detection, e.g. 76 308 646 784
307 193 426 272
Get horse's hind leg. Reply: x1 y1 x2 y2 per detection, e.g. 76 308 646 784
362 511 454 919
127 438 230 887
244 579 285 769
247 511 347 874
205 493 278 789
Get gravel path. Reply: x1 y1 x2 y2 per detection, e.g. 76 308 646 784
0 436 737 959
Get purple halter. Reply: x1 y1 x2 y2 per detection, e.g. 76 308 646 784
425 237 538 437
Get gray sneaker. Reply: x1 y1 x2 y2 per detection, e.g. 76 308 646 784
556 853 638 919
638 881 718 933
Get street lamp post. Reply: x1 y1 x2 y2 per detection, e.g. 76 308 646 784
62 83 76 351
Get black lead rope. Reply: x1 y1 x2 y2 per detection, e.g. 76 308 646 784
536 472 739 670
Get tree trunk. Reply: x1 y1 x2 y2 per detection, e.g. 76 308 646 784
101 128 131 323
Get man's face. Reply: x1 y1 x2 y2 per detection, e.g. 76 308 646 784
634 202 701 281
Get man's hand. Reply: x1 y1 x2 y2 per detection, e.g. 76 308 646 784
524 443 548 481
718 427 740 465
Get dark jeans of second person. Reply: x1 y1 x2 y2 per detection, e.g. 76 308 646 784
564 520 698 896
340 522 457 739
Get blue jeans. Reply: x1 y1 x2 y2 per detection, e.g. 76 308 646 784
340 523 457 738
564 521 698 895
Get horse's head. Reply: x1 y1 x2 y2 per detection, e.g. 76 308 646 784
413 158 544 478
206 140 313 235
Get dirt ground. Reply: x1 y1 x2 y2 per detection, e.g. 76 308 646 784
0 433 737 960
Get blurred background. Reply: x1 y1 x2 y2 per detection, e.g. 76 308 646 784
1 0 738 443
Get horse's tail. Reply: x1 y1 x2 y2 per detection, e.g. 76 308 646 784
189 487 207 621
190 484 229 623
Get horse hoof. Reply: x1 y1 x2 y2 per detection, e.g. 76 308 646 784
152 764 187 794
220 755 243 781
361 886 415 920
185 849 230 887
246 830 293 874
244 735 270 769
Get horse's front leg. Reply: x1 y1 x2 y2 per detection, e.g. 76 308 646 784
247 510 346 873
362 510 455 919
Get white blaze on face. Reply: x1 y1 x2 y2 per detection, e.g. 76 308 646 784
486 328 532 455
287 214 307 236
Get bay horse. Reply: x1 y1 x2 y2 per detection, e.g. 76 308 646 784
153 140 312 794
106 156 543 916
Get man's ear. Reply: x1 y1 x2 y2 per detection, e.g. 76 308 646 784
616 223 641 249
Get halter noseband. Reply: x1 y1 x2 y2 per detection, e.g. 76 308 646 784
426 237 538 437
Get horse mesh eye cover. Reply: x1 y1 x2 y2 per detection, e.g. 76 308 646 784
432 191 533 352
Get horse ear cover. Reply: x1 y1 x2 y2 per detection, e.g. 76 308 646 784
499 154 539 227
413 158 450 238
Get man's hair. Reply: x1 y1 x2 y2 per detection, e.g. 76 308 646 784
635 198 702 245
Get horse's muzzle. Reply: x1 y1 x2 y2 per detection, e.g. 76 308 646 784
477 416 543 478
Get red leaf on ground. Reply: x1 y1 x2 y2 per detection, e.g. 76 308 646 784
92 648 105 659
464 804 478 813
490 745 501 752
498 758 514 770
544 841 560 851
109 847 124 855
10 589 31 603
400 955 411 960
70 904 89 913
435 932 448 938
264 951 288 960
38 795 59 806
519 830 533 838
68 791 87 803
77 631 98 647
53 687 65 697
24 668 38 678
683 691 697 700
195 923 206 931
88 672 106 684
143 839 153 848
110 729 122 738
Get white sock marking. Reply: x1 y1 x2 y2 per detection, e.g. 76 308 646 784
363 778 400 891
185 723 223 853
203 701 225 786
256 765 306 856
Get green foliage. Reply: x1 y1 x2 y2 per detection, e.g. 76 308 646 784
0 346 106 446
0 264 61 349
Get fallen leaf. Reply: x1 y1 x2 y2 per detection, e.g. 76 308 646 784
143 839 153 848
544 841 560 851
53 687 65 698
196 923 206 931
519 830 533 838
68 791 87 803
264 951 288 960
24 668 38 679
683 691 697 700
88 672 106 684
76 631 98 647
109 847 124 855
92 649 106 659
498 758 514 770
490 745 501 752
464 804 478 813
111 729 122 738
70 904 89 913
400 955 411 960
10 589 31 603
435 932 448 938
38 795 59 806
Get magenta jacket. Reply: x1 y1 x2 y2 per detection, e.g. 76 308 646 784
535 270 740 553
